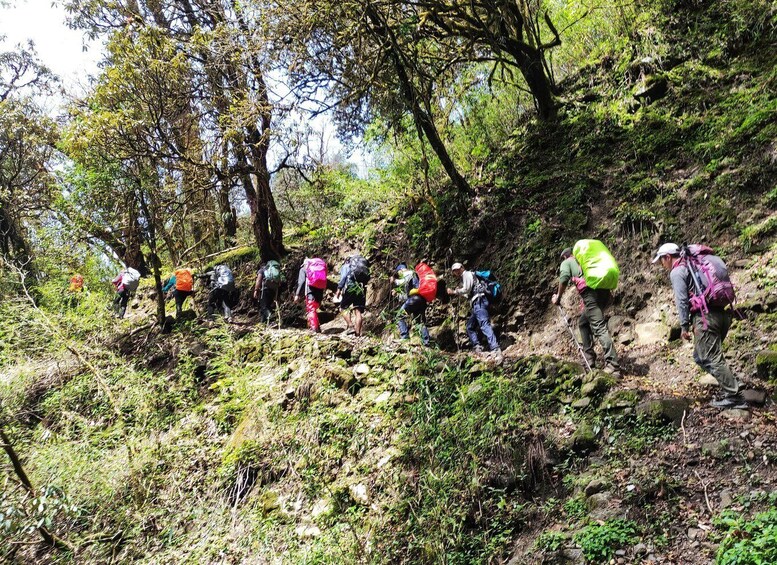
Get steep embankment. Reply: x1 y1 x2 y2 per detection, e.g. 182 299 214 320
2 2 777 563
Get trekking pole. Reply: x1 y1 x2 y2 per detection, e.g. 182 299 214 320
557 305 592 373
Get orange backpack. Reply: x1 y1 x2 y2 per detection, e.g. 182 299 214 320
175 269 193 291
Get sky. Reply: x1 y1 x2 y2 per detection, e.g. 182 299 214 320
0 0 369 173
0 0 102 103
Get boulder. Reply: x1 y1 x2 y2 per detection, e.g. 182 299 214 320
633 75 669 104
571 422 598 453
755 351 777 383
637 398 690 426
572 397 592 409
601 390 640 412
721 408 751 421
349 483 369 505
634 322 668 346
740 389 767 406
584 478 608 497
699 374 719 387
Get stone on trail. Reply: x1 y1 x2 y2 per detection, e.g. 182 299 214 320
721 408 751 421
584 478 607 497
755 350 777 383
572 397 592 409
698 374 719 386
637 398 690 426
634 322 668 346
740 389 767 406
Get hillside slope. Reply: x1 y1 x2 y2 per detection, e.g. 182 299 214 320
2 2 777 563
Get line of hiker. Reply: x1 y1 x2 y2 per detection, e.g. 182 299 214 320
104 236 753 410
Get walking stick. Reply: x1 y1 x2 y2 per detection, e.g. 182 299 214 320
557 305 592 372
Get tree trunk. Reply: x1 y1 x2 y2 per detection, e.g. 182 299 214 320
0 198 37 278
364 5 472 195
512 46 557 121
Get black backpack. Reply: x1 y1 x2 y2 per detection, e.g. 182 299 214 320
474 270 503 305
347 256 371 285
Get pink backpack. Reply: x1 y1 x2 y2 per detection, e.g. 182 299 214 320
677 244 737 327
306 258 328 289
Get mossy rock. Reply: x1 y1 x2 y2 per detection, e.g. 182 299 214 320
600 389 641 412
636 398 690 427
571 421 598 454
580 371 617 397
755 350 777 384
204 246 260 270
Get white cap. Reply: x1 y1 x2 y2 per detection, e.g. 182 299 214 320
652 243 680 263
451 262 463 271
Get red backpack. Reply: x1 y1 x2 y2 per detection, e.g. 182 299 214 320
414 262 438 303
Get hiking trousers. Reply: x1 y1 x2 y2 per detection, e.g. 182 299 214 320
692 309 740 394
398 295 430 345
467 296 499 351
305 289 323 332
259 287 278 324
579 288 618 368
208 287 232 319
174 289 192 316
113 289 130 318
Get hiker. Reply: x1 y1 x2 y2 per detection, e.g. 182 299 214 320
294 257 327 333
447 262 502 360
66 273 85 307
201 264 236 322
68 273 85 294
162 267 194 317
111 266 141 319
653 242 745 409
335 254 370 337
391 263 431 346
552 244 621 377
253 260 283 324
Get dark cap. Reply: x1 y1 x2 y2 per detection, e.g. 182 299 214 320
560 248 573 260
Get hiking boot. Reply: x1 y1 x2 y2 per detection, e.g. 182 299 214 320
603 364 622 378
490 348 504 364
710 393 748 410
473 345 484 354
584 353 596 369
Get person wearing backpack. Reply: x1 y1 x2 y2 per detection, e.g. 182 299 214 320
447 262 502 361
552 246 621 377
653 242 745 409
391 263 431 346
162 267 194 317
335 255 370 337
201 264 235 322
111 266 141 319
253 260 283 325
294 257 327 333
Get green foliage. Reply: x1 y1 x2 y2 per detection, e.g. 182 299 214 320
574 519 639 563
535 530 568 553
715 509 777 565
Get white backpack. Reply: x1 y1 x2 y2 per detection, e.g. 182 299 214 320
122 267 141 292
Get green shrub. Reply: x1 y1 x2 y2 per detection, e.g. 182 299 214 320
574 519 639 562
715 509 777 564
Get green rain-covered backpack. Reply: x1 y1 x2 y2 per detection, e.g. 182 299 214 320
573 239 620 290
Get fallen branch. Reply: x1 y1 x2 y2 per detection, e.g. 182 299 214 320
694 470 714 515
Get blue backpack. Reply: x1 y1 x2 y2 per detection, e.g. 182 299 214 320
475 270 502 304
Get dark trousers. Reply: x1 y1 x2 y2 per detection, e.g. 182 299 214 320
174 289 192 316
113 289 130 318
259 286 279 323
208 286 233 319
466 296 498 351
398 295 430 345
579 288 618 368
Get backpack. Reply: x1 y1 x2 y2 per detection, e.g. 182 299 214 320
122 267 141 292
347 255 371 285
414 262 438 303
263 260 282 289
474 270 503 304
175 269 193 292
306 258 328 290
573 239 620 290
215 265 234 289
678 244 737 322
